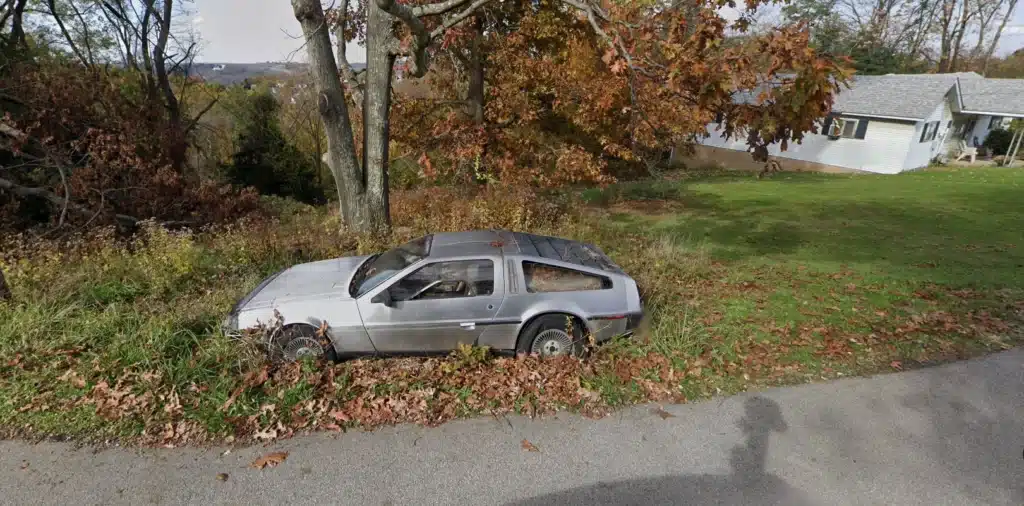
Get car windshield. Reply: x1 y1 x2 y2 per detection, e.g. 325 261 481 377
351 235 432 297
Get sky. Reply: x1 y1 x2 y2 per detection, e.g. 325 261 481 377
192 0 366 63
192 0 1024 64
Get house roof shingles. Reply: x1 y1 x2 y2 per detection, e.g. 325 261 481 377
957 78 1024 116
832 73 982 120
727 72 1024 121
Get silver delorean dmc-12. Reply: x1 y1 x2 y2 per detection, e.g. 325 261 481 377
224 230 643 361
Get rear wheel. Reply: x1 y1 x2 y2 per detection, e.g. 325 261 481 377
516 314 585 358
269 325 338 363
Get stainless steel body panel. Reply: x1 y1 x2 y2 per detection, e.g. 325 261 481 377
225 230 642 356
357 254 506 352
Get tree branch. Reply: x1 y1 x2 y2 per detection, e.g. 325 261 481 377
183 97 219 135
559 0 610 20
413 0 471 16
66 0 96 67
333 0 364 105
377 0 431 77
0 174 194 231
428 0 491 40
152 0 182 128
0 175 96 220
46 0 92 68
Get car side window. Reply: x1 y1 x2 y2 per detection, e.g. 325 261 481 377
522 261 611 293
389 259 494 301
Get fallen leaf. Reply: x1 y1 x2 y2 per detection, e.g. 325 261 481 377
216 473 229 481
250 451 289 469
890 361 903 370
521 439 539 452
20 461 29 470
329 409 350 422
652 407 675 419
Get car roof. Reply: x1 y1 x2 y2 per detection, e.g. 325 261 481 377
425 230 624 274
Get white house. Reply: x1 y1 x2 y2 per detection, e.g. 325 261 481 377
693 72 1024 174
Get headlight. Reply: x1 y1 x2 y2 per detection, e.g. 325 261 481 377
222 313 240 335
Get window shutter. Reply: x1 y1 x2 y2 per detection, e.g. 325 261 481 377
821 115 833 136
919 123 929 142
854 119 869 139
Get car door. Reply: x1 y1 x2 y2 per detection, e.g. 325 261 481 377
356 258 504 353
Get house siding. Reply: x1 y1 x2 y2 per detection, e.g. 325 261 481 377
699 118 916 174
905 96 955 169
970 115 1000 145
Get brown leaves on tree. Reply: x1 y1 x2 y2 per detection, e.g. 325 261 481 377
389 0 846 188
0 62 261 231
250 452 289 470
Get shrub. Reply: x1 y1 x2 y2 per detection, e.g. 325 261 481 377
1 60 263 230
983 128 1015 156
390 184 571 235
224 90 326 205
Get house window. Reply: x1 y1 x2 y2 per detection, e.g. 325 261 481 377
920 121 940 142
989 116 1004 129
829 117 859 139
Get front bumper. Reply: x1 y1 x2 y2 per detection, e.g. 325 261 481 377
221 312 241 337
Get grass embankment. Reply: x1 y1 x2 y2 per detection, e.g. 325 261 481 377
1 168 1021 445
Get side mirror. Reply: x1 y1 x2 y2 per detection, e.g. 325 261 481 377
371 290 394 307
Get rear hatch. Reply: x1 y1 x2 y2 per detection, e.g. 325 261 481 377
504 231 624 274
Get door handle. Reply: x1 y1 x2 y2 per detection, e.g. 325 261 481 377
460 322 476 330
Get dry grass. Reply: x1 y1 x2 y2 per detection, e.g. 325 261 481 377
1 170 1021 445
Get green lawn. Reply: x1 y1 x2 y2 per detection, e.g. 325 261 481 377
579 167 1023 395
0 167 1021 444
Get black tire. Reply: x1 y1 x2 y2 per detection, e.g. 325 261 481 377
269 324 338 363
516 314 586 358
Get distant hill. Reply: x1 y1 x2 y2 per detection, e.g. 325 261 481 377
190 62 367 85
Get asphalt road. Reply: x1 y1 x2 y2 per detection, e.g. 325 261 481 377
2 349 1023 506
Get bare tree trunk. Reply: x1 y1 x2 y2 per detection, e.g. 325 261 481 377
466 16 485 125
950 0 975 71
6 0 27 50
982 0 1018 75
937 0 957 72
152 0 186 170
971 0 1003 63
291 0 375 233
466 15 488 182
360 3 393 232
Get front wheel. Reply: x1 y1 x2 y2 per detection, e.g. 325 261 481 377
517 314 586 358
268 325 337 363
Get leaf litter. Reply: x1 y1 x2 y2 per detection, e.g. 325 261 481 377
521 439 539 452
250 451 289 470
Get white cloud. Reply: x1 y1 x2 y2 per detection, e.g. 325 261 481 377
192 16 204 25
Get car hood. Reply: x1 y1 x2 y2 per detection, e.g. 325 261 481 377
241 255 371 309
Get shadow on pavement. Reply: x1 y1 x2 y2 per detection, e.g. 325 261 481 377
903 357 1024 505
508 396 815 506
